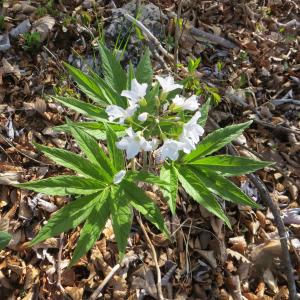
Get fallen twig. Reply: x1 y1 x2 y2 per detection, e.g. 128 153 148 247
173 0 183 73
123 12 173 62
136 214 164 300
57 233 65 293
272 98 300 106
254 118 300 136
189 26 237 49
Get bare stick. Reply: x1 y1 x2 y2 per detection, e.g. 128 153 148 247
89 264 121 300
174 0 183 73
254 118 300 136
189 27 237 49
123 12 173 61
272 99 300 106
136 214 164 300
57 233 65 293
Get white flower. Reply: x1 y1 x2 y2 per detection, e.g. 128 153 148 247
116 128 156 159
172 95 199 111
178 135 196 153
180 111 204 145
105 105 137 124
160 139 184 161
121 79 148 105
113 170 126 184
138 112 148 122
156 75 183 93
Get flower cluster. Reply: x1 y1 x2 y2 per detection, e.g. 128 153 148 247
105 75 204 161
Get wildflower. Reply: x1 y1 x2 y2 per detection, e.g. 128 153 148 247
180 111 204 145
160 139 184 161
121 79 148 105
156 75 183 93
113 170 126 184
116 128 156 159
105 105 137 124
178 135 196 153
138 112 148 122
172 95 199 111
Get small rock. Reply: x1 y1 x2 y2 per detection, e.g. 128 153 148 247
10 19 31 38
0 34 11 51
82 0 95 9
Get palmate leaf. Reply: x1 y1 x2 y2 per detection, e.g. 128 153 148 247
136 48 153 86
177 166 231 227
54 122 126 140
188 155 273 176
70 125 114 178
30 193 101 245
51 95 107 121
184 121 253 162
105 124 125 171
99 42 127 94
110 187 133 260
160 164 178 215
64 63 112 106
0 231 12 250
16 175 104 196
70 189 110 266
121 180 169 237
190 166 260 208
34 144 106 181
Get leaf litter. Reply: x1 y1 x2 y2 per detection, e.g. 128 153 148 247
0 0 299 299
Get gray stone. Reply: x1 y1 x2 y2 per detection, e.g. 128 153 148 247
0 34 11 51
10 19 31 38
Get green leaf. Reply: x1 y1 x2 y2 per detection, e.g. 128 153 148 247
16 176 104 196
70 125 114 178
54 122 126 140
99 43 127 94
0 231 12 250
126 170 170 192
136 48 153 86
105 124 124 171
177 166 231 227
198 97 211 127
70 189 110 266
160 165 178 215
121 180 169 237
190 167 260 208
51 96 107 121
188 155 273 176
184 121 252 162
110 187 133 259
30 193 100 245
127 62 135 88
35 144 106 181
64 63 112 106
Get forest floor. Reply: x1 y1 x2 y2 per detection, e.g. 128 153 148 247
0 0 299 299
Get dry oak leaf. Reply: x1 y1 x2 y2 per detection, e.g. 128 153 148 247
32 16 55 42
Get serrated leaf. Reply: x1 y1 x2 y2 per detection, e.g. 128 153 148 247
198 97 211 127
160 165 178 215
136 48 153 86
127 62 135 88
99 43 127 94
54 122 126 140
70 125 114 178
184 121 252 162
51 96 107 121
188 155 273 176
16 176 104 196
190 167 260 208
110 187 132 260
30 193 100 245
64 63 112 106
121 180 169 237
70 189 110 266
177 166 231 227
35 144 106 181
0 231 12 250
105 124 124 171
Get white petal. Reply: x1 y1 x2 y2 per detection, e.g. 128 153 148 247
183 95 199 111
160 139 183 161
121 79 147 105
156 75 183 93
113 170 126 184
138 112 148 122
179 135 196 153
172 95 185 106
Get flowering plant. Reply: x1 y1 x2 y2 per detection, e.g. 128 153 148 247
17 44 272 264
